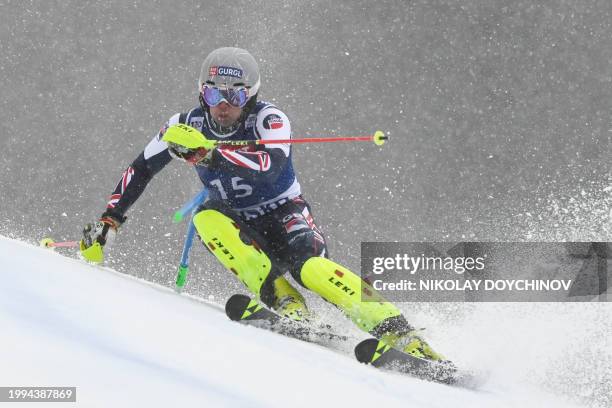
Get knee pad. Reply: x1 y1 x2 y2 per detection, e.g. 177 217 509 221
286 230 327 285
193 209 273 298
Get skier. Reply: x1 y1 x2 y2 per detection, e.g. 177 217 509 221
80 47 444 362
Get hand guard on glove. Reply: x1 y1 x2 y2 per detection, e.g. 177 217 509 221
168 143 213 166
80 216 122 263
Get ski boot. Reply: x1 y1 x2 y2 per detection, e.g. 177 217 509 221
382 330 446 361
272 277 310 322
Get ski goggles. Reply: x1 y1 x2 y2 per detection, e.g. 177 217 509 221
201 85 249 108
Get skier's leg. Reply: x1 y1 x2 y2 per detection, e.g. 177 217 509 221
299 257 445 360
242 203 310 321
192 200 306 318
275 199 398 332
281 199 445 361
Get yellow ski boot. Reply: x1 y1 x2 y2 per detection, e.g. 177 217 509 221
272 277 310 322
382 330 446 361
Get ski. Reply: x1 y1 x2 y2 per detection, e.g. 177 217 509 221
354 338 461 385
225 293 348 344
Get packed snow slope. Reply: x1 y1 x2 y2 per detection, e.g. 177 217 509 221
0 236 587 408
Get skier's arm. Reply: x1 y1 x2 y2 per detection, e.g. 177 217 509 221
79 114 183 262
209 108 291 183
101 148 171 222
101 116 181 222
80 114 182 262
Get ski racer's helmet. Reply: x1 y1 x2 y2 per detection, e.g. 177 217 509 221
198 47 260 111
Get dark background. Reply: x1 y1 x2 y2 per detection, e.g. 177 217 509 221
1 0 610 298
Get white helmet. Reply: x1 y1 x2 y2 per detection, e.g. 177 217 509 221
198 47 260 98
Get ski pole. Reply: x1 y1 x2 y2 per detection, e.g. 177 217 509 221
40 238 80 248
175 217 197 292
214 130 388 147
163 124 387 149
174 189 208 292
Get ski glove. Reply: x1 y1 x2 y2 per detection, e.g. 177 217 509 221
168 143 213 166
80 216 121 263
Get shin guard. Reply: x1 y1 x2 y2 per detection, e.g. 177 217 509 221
193 209 272 297
300 257 405 333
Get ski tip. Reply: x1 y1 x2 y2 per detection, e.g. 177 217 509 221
354 338 381 364
354 338 463 385
225 294 252 321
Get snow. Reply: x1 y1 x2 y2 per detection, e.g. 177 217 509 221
0 235 586 408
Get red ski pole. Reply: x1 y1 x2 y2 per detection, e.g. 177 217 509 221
215 130 388 147
40 238 80 248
